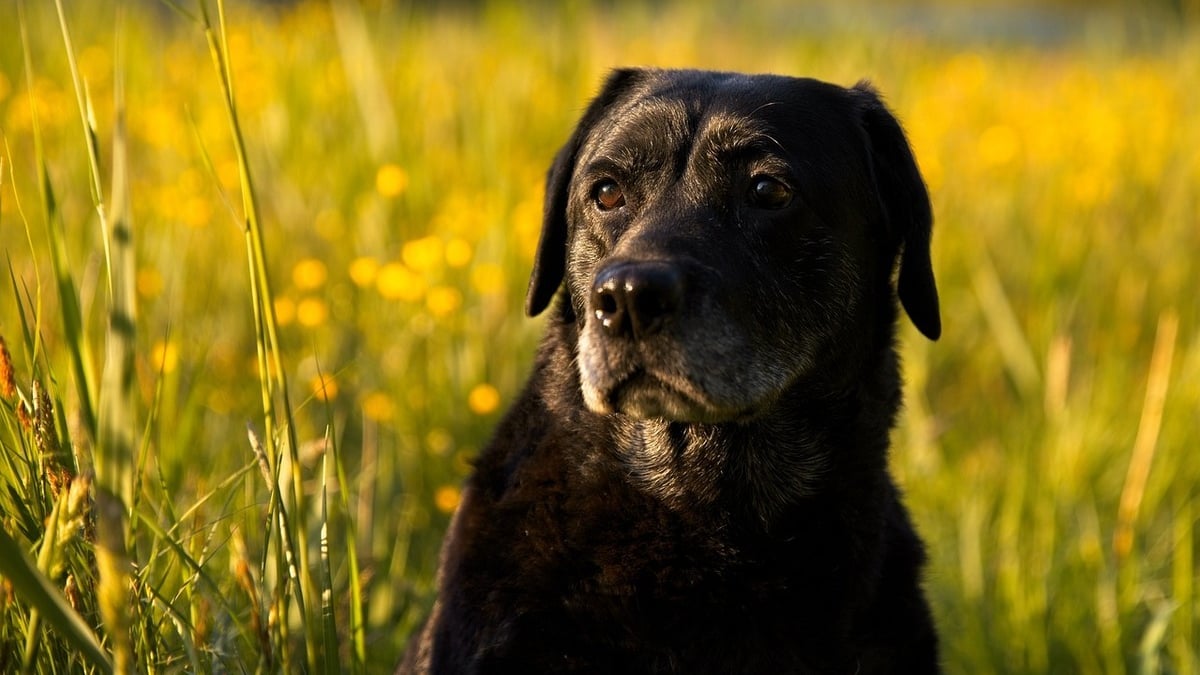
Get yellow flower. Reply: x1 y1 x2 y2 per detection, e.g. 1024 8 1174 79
426 286 462 318
349 257 379 288
434 485 461 514
445 238 473 268
376 262 425 302
467 383 501 415
292 258 328 290
402 235 443 272
296 298 329 327
274 297 296 326
375 163 409 197
310 374 338 401
152 340 179 374
362 392 396 421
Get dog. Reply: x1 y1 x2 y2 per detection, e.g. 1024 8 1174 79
400 68 942 673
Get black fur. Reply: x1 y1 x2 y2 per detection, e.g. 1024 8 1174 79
400 68 941 674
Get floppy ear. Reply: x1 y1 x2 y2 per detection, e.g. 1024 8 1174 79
525 69 646 317
853 82 941 341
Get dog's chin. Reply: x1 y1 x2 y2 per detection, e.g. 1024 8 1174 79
582 372 751 424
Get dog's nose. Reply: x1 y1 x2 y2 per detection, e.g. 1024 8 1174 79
590 262 684 339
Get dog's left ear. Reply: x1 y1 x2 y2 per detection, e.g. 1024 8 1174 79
526 69 647 317
852 82 941 341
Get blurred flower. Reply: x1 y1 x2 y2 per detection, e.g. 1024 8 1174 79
434 485 461 514
152 340 179 374
377 262 426 302
402 235 443 272
310 373 338 401
445 238 473 268
426 286 462 318
274 297 296 326
296 298 329 327
292 258 328 290
349 257 379 288
467 383 501 415
376 163 409 197
362 392 396 421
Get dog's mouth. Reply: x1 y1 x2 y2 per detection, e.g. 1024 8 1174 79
584 367 752 424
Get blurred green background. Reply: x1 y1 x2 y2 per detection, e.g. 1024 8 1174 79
1 0 1198 672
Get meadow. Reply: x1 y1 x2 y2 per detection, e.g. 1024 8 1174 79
0 0 1197 672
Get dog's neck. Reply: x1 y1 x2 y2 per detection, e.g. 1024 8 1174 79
541 302 902 530
610 380 894 529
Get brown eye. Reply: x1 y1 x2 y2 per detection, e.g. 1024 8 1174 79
595 180 626 211
748 177 793 209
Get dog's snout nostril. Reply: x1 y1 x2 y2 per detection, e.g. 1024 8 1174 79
592 284 624 331
590 262 684 340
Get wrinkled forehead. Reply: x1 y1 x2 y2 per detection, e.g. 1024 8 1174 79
578 75 857 171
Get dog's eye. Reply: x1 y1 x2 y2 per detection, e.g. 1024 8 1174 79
594 180 626 211
748 177 793 209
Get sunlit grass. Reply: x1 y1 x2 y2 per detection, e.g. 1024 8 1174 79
0 0 1198 671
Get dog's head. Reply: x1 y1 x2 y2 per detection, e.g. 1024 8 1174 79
527 69 939 424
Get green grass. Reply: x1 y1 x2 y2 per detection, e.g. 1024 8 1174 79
0 0 1198 672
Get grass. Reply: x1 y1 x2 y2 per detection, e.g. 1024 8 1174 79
0 0 1198 672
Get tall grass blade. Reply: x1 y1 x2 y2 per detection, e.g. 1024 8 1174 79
1114 310 1178 561
332 422 368 671
0 527 112 674
970 246 1040 398
52 2 139 670
319 450 340 674
198 0 316 667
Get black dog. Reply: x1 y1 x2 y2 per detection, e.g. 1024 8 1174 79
401 68 941 673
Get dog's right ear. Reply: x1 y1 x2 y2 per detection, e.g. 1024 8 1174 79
525 69 645 317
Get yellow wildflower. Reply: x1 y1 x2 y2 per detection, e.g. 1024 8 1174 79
349 257 379 288
434 485 461 514
310 374 338 401
292 258 328 290
467 383 501 415
296 298 329 327
362 392 396 422
426 286 463 318
375 163 409 197
152 340 179 374
377 263 426 302
445 238 473 268
274 297 296 326
402 235 443 272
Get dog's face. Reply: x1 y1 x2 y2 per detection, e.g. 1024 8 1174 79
527 69 940 424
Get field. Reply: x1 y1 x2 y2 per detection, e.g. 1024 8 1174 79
1 0 1198 672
